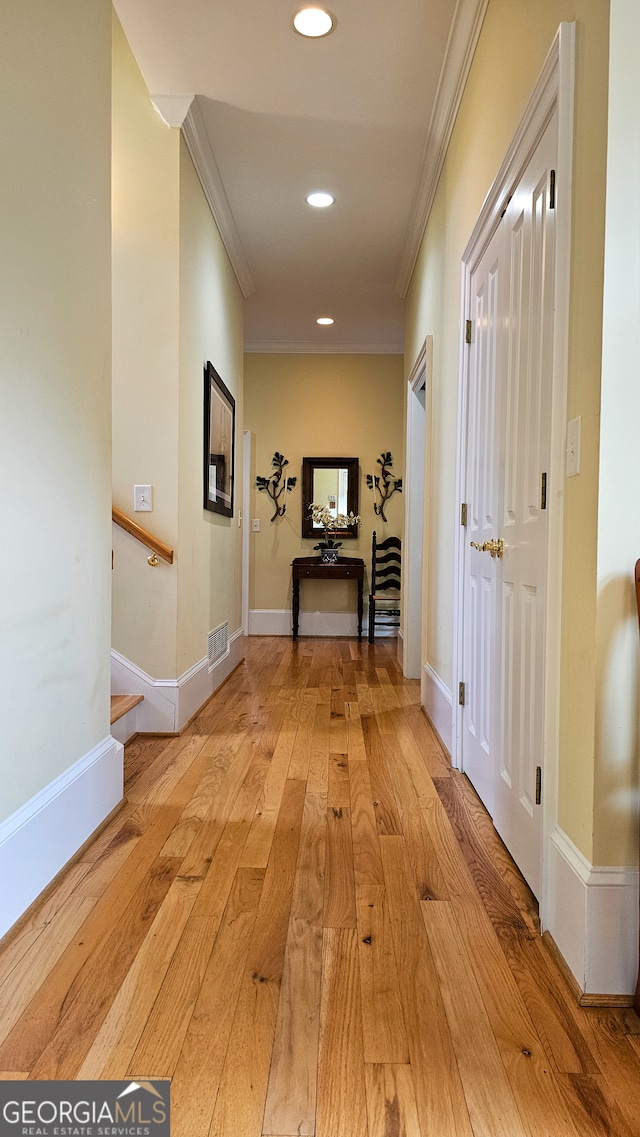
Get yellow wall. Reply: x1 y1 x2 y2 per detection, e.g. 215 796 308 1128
593 0 640 867
0 0 112 820
244 354 404 616
177 136 244 672
112 20 244 681
405 0 610 861
111 12 180 677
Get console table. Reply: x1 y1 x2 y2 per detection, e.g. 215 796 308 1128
291 556 365 641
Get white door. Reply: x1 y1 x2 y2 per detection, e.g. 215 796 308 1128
462 114 557 897
462 223 505 818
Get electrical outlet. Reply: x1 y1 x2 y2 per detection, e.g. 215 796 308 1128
252 518 261 532
134 485 153 511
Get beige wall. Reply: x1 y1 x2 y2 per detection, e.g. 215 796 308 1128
112 22 244 681
244 354 404 616
0 0 112 820
405 0 610 861
111 13 180 677
593 0 640 867
177 137 244 672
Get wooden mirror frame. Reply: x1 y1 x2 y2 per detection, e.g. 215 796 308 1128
203 361 235 518
301 456 359 539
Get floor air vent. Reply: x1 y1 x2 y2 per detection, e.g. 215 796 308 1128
208 621 229 670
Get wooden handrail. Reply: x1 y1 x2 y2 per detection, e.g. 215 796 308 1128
112 507 174 564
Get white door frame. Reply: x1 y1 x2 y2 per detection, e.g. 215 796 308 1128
402 339 431 679
452 23 575 926
242 429 251 635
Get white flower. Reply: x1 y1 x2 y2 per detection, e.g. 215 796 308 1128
309 503 361 530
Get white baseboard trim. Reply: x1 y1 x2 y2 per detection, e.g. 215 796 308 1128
111 651 176 733
546 824 639 996
0 736 124 940
177 629 244 730
248 609 292 636
422 662 454 756
248 608 396 638
111 629 244 733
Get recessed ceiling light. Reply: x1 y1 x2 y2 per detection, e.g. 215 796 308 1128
292 7 335 38
306 191 335 208
317 317 334 325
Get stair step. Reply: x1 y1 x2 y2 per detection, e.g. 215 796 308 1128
110 694 144 725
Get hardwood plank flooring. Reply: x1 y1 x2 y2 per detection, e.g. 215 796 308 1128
0 635 639 1136
364 1063 422 1137
356 886 408 1064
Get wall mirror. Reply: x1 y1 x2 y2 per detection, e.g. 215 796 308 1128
204 361 235 518
301 456 359 539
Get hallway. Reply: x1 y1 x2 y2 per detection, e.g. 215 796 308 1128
0 637 639 1136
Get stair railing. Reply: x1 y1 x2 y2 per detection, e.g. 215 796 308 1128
112 506 174 566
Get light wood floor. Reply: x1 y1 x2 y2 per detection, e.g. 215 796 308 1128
1 637 639 1136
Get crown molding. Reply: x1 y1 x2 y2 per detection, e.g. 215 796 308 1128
182 99 255 299
150 94 195 127
244 339 404 355
394 0 490 299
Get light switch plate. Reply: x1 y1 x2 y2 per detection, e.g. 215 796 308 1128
134 484 153 511
252 518 261 532
566 417 581 478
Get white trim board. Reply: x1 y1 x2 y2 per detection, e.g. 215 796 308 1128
244 340 404 355
395 0 490 297
182 99 254 299
422 663 454 758
150 94 194 128
111 628 244 734
396 628 404 670
242 431 251 636
0 736 123 940
402 339 431 679
248 609 396 638
547 825 639 996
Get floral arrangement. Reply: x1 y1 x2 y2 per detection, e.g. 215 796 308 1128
309 503 361 551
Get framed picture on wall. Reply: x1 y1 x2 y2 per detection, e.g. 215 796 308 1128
204 361 235 517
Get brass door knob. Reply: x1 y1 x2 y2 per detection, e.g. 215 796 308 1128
485 538 504 558
470 538 504 559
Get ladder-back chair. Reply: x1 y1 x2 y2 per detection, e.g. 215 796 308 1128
368 531 401 642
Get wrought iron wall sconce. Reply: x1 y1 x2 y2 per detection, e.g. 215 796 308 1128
366 452 403 522
255 452 297 520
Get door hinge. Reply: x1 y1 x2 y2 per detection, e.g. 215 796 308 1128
465 319 472 344
459 681 466 707
541 472 547 510
461 502 468 527
535 766 542 805
549 169 556 210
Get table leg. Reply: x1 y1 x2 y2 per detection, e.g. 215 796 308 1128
292 576 300 640
357 579 363 641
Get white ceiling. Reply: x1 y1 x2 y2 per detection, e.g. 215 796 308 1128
113 0 486 353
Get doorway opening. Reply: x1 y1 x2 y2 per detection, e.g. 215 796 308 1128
403 339 431 679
